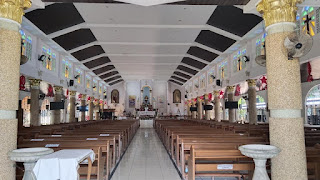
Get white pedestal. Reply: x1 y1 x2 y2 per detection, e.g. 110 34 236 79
239 144 280 180
9 148 54 180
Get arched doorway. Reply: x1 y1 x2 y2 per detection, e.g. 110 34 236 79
237 97 247 122
305 84 320 125
40 99 50 125
256 95 267 123
21 96 31 127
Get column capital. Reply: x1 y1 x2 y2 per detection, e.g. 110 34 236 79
81 94 87 100
0 0 32 24
29 79 41 88
226 86 235 93
54 86 63 93
70 91 77 96
213 90 220 96
247 79 257 87
197 96 202 102
256 0 303 27
204 94 209 100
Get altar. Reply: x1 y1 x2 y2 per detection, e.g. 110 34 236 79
138 111 155 116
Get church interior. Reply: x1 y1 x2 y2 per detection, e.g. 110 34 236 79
1 0 320 179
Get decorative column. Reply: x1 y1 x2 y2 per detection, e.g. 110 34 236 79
0 0 32 178
191 100 197 119
94 99 100 120
69 91 76 123
247 79 257 125
52 86 63 124
29 79 41 126
227 86 235 123
197 97 203 120
214 91 221 122
257 1 307 179
88 96 94 120
187 101 192 117
80 94 86 121
204 94 211 120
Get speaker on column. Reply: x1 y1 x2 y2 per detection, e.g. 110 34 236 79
216 79 221 86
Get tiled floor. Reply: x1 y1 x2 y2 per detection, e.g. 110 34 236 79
111 127 182 180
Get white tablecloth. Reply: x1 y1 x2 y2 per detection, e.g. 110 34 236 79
138 111 155 116
33 149 95 180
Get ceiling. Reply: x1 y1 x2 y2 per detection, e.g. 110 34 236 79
25 2 262 86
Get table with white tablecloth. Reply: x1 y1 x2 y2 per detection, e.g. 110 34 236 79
137 111 155 116
33 149 95 180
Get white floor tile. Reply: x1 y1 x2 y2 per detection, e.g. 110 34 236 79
111 127 181 180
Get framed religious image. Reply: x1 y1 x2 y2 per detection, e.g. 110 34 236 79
111 89 119 103
173 89 181 103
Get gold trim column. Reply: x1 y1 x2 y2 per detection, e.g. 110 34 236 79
257 1 307 179
29 79 41 126
214 91 221 122
53 86 63 124
80 94 86 121
0 0 32 178
227 86 235 122
247 79 257 125
69 91 76 123
204 94 211 120
197 97 203 120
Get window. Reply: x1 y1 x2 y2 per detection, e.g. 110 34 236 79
86 75 91 89
219 61 228 79
93 79 97 91
194 78 199 91
200 74 206 88
301 6 316 36
20 30 32 61
61 59 72 78
75 68 83 84
256 33 266 57
233 49 247 73
41 46 56 71
208 68 215 85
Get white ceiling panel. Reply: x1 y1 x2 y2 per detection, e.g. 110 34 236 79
109 56 182 63
75 4 215 25
101 44 189 54
91 27 201 43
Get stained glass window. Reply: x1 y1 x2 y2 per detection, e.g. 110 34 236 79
75 68 83 84
200 74 206 88
61 59 72 78
99 83 103 94
93 79 97 91
219 61 228 79
256 33 266 57
208 68 215 84
233 49 247 73
20 30 32 62
41 46 56 71
188 82 192 93
194 79 199 91
86 75 91 89
301 6 316 36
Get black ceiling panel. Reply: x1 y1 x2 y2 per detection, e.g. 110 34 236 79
105 76 121 83
99 71 119 79
171 76 187 83
195 30 236 52
207 6 262 37
93 65 115 75
177 65 198 75
72 45 105 61
84 57 111 69
173 71 191 79
187 46 219 62
25 3 84 35
181 57 206 69
53 29 97 51
109 79 124 86
169 80 183 86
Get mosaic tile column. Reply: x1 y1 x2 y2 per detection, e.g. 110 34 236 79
29 79 41 126
227 86 235 122
257 0 307 179
69 91 76 123
53 86 63 124
214 91 221 122
0 0 32 178
88 96 94 120
197 97 203 120
80 94 86 121
247 79 257 125
95 99 100 120
187 102 191 117
204 94 211 120
191 100 197 119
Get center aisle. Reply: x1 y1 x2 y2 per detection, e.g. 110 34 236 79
111 127 181 180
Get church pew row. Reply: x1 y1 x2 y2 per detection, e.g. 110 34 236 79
17 120 139 180
154 119 320 180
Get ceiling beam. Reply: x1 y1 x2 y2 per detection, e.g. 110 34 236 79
96 69 115 76
102 74 119 81
80 53 107 64
173 74 189 81
205 26 242 41
68 41 98 54
193 42 223 55
90 62 113 71
48 23 85 39
176 69 194 77
180 63 202 71
170 77 185 84
186 54 210 65
108 77 122 85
